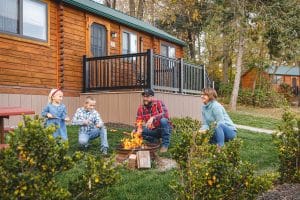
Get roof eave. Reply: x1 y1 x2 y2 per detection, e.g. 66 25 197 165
62 0 186 46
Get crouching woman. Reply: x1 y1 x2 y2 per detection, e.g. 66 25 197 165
199 88 237 146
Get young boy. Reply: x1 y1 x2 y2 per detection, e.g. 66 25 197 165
72 96 109 154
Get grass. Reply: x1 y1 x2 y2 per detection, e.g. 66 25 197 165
228 111 281 130
55 119 279 199
237 129 279 174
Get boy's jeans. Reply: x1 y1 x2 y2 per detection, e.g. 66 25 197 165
211 123 237 146
142 118 172 148
78 127 109 150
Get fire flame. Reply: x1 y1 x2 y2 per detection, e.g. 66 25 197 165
122 120 143 149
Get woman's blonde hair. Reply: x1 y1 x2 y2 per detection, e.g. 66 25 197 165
201 88 217 101
48 88 62 103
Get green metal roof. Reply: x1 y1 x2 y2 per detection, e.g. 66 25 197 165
62 0 186 46
266 66 300 76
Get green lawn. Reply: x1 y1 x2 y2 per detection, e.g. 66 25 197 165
56 122 279 199
228 111 281 130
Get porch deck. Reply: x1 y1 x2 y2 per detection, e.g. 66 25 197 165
83 49 213 94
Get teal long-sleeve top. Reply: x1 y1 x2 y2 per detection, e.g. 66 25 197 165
200 100 237 131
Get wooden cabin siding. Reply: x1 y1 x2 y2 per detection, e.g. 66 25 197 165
241 68 269 89
0 0 58 95
62 6 86 94
0 0 184 97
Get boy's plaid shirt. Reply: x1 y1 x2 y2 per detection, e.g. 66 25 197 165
72 107 104 134
136 99 170 128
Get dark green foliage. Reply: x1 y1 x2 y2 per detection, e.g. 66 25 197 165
238 88 287 108
0 116 118 200
170 118 275 199
272 110 300 183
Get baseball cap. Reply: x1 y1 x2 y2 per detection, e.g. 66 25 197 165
142 88 154 96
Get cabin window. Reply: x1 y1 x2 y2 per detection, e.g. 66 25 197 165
0 0 47 41
272 75 283 84
122 31 137 54
161 44 176 58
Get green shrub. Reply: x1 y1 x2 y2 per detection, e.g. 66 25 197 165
278 83 295 102
69 154 119 200
171 117 201 167
272 110 300 183
238 88 286 108
170 118 275 199
0 116 118 199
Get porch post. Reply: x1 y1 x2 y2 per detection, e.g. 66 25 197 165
147 49 154 89
179 58 184 93
82 55 88 93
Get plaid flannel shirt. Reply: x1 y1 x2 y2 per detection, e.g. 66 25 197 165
72 107 104 134
136 99 170 128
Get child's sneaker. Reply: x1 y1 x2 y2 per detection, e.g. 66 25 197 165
101 147 108 155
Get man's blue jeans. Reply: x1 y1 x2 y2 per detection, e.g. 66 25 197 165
78 127 109 151
142 118 172 148
210 123 237 146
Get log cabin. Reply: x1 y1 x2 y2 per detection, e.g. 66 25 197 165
241 66 300 95
0 0 211 126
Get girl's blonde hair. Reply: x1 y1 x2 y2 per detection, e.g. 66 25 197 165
201 88 217 101
48 88 62 103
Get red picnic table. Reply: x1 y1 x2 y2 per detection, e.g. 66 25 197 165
0 107 35 144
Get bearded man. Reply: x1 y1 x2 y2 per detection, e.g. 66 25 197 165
135 89 172 153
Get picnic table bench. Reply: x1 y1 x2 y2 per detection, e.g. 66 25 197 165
0 106 35 144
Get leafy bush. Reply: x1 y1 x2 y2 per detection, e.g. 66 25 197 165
69 154 119 200
278 83 295 102
171 118 275 199
272 110 300 183
218 83 233 104
171 117 201 167
238 88 287 108
0 116 118 199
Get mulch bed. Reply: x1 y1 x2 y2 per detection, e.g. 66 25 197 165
257 183 300 200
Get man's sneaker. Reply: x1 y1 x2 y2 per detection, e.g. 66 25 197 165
160 146 168 153
101 147 108 155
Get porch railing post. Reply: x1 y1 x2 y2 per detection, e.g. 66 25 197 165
147 49 154 89
82 55 88 92
179 58 184 93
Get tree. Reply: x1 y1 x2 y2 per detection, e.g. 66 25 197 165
129 0 136 17
137 0 145 19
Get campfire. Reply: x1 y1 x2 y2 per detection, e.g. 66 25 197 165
116 120 160 168
121 120 143 150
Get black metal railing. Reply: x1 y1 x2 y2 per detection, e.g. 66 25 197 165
83 52 150 92
83 49 213 94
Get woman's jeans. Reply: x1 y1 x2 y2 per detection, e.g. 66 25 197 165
142 118 172 148
211 123 237 146
78 127 109 151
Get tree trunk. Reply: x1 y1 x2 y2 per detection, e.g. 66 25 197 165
222 40 230 83
112 0 116 9
230 32 245 111
137 0 145 19
105 0 111 7
129 0 136 17
187 31 195 59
